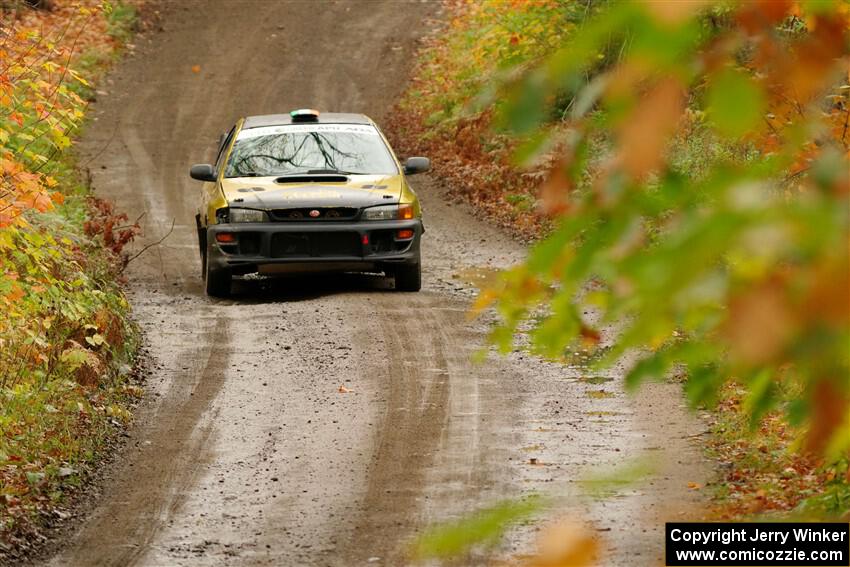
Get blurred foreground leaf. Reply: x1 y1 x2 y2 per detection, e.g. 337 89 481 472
578 457 656 499
479 0 850 463
413 495 543 560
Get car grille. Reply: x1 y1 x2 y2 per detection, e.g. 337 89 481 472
270 207 359 221
270 232 361 258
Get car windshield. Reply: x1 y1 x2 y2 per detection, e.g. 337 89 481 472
224 123 398 178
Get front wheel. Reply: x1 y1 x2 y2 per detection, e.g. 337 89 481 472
394 262 421 292
204 251 232 297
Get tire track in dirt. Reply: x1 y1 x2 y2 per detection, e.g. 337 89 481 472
343 301 453 563
51 314 230 566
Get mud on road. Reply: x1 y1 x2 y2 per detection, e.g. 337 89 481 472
45 1 711 565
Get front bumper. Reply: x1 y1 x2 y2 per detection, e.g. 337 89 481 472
206 219 422 275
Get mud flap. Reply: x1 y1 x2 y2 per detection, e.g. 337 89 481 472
195 214 205 259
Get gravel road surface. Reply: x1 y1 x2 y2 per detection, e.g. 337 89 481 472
46 1 711 565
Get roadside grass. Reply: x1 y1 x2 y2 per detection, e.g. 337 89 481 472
104 1 137 44
67 2 138 101
391 0 848 530
0 0 144 558
65 48 112 100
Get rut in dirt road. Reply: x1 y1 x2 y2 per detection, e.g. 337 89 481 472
45 1 712 566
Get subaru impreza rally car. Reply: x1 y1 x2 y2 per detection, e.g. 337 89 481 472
190 109 429 297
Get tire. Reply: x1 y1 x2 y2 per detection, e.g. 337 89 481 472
394 262 421 292
205 253 232 297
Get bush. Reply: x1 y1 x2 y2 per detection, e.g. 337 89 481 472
0 1 141 554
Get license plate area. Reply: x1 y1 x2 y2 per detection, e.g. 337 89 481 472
270 232 360 258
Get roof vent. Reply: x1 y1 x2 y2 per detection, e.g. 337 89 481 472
290 109 320 123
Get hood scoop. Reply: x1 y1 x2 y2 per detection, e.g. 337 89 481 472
275 174 349 184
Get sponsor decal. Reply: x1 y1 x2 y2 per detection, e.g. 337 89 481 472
238 124 379 139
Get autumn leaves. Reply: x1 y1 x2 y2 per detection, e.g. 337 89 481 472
398 0 850 468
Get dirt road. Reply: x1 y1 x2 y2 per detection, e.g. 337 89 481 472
47 1 711 565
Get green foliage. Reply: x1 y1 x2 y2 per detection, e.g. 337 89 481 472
795 482 850 518
103 1 137 44
391 1 619 241
413 495 542 560
403 0 609 137
411 458 654 562
0 212 135 386
65 48 111 100
706 69 766 138
578 457 655 499
393 0 848 549
0 1 141 550
473 1 849 465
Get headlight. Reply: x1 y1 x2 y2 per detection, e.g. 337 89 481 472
362 203 414 221
228 208 268 223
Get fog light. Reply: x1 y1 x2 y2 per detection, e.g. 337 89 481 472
216 232 236 243
397 229 414 240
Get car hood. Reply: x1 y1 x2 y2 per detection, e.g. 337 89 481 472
220 175 403 209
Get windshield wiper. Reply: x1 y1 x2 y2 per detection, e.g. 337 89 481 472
228 171 267 178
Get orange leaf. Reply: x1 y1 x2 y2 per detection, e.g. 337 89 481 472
725 281 795 366
539 160 572 216
579 325 601 348
617 78 686 179
5 283 24 303
805 380 848 453
523 520 599 567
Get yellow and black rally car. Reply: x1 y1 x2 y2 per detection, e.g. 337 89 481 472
190 109 429 297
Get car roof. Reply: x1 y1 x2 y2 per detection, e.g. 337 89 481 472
241 112 372 129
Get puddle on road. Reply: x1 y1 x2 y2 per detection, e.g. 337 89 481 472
578 375 613 385
584 411 622 417
584 409 623 424
451 266 502 289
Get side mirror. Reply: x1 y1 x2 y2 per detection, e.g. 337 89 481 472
403 157 430 176
190 164 217 182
